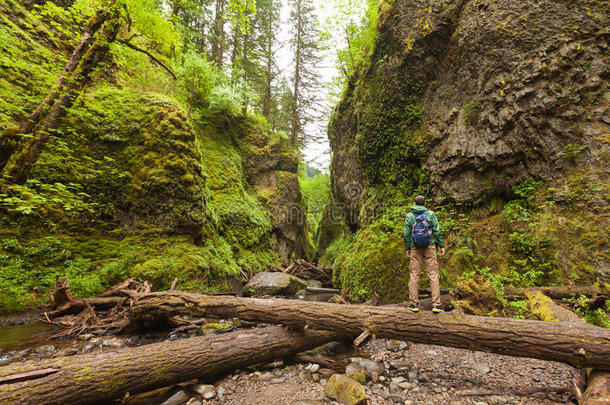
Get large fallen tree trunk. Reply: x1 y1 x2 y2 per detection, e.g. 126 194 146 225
0 326 340 405
130 292 610 370
525 291 610 405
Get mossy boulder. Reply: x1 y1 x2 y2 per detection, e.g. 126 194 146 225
242 271 307 297
324 374 368 405
452 275 504 317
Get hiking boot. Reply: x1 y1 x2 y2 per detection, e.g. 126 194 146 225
432 305 444 313
407 304 419 312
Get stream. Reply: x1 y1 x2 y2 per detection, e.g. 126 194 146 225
0 295 368 405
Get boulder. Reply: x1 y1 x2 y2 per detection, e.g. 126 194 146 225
243 272 307 296
324 374 368 405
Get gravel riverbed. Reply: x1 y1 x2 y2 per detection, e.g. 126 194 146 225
187 338 578 405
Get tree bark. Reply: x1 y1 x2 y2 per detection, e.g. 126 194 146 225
506 285 609 300
525 291 610 405
0 326 340 405
129 292 610 371
582 370 610 405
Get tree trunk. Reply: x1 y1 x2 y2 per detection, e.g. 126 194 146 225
6 13 120 183
290 0 301 147
525 291 610 405
211 0 226 67
582 370 610 405
129 292 610 371
263 33 273 118
0 7 112 175
506 285 609 300
0 326 340 405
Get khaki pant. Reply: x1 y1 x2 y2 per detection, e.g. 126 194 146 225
408 245 441 306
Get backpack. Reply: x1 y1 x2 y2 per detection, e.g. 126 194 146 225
411 211 432 248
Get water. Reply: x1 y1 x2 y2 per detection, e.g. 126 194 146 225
0 323 60 352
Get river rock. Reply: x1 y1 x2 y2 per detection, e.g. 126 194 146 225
473 364 490 374
324 374 368 405
259 372 274 381
161 390 189 405
193 384 216 400
324 341 348 354
349 358 385 375
306 279 323 288
242 272 307 296
345 372 366 384
318 368 334 378
387 340 409 352
34 345 56 355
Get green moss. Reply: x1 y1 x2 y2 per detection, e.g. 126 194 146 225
200 322 232 333
331 207 411 303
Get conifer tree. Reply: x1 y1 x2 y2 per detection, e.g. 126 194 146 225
288 0 322 147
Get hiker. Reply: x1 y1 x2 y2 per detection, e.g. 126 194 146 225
403 195 445 313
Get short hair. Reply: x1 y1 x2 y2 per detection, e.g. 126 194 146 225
414 195 425 206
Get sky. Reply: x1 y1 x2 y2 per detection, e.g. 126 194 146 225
275 0 340 172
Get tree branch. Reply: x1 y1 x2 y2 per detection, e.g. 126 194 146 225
117 40 177 80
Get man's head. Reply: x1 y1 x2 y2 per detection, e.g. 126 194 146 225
414 195 425 206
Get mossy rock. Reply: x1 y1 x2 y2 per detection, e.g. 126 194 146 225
324 374 368 405
452 275 504 317
345 372 366 385
242 272 307 297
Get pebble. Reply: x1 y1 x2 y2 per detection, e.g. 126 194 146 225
35 345 56 355
161 390 189 405
391 394 405 403
473 364 491 374
408 371 418 383
387 340 409 352
318 368 334 378
270 378 283 384
186 398 201 405
309 363 320 373
193 384 216 400
259 372 274 381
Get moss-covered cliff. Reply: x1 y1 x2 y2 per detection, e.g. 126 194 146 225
323 0 609 303
0 0 308 312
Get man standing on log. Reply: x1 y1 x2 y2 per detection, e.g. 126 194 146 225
403 195 445 313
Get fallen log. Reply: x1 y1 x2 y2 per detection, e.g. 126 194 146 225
0 326 340 405
582 370 610 405
506 285 609 300
129 292 610 370
525 291 610 405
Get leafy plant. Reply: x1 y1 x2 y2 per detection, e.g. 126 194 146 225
558 143 588 163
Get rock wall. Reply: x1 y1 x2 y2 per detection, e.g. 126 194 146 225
329 0 609 223
323 0 609 301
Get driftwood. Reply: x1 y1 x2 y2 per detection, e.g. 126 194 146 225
44 278 150 336
0 326 340 405
266 258 333 286
129 292 610 370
